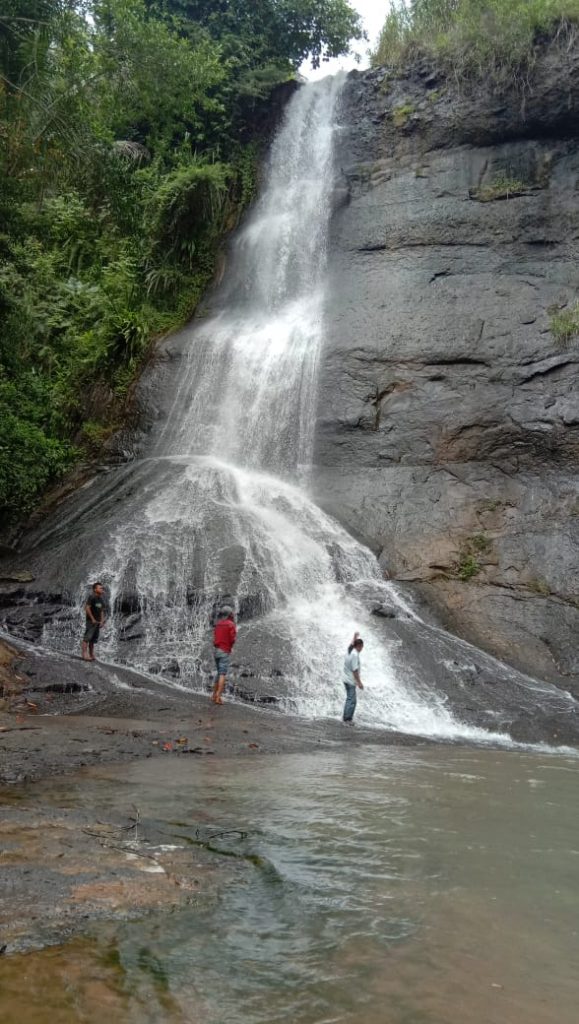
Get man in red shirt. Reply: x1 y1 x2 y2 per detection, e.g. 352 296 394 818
211 606 237 705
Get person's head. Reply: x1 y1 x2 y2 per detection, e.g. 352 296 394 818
92 581 104 597
219 605 234 621
348 636 364 654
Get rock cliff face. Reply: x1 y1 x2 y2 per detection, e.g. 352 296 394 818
314 49 579 694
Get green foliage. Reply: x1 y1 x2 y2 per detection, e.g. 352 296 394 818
236 143 259 208
0 0 361 520
550 303 579 346
457 554 481 581
469 533 492 554
0 374 77 514
151 0 364 71
392 102 415 128
454 533 491 581
470 176 527 201
144 159 232 265
372 0 579 83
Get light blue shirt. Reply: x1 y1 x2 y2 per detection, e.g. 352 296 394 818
343 649 360 685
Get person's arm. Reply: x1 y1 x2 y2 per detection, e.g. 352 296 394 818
85 601 98 625
229 621 237 647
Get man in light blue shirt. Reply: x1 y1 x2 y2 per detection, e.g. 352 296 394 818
343 632 364 723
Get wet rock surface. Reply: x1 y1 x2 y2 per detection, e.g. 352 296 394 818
0 638 434 788
315 47 579 691
0 799 225 954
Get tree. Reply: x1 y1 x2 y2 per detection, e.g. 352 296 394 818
91 0 226 152
150 0 364 69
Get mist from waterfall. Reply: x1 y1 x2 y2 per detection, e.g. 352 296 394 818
47 77 512 739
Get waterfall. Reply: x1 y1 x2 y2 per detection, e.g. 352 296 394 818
46 78 523 739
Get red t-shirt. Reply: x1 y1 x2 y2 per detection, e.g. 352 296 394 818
213 618 237 654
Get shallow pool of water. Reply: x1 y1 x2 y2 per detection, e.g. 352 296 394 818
2 744 578 1024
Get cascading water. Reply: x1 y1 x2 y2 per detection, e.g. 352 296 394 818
41 77 573 740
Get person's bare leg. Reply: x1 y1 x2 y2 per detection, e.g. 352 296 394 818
211 677 219 703
214 675 226 704
88 642 96 662
81 641 90 661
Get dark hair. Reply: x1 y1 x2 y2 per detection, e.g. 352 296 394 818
348 637 364 653
92 581 103 590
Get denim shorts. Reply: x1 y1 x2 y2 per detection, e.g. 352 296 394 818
214 648 230 677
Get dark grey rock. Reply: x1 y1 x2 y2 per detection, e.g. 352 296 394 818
313 50 579 692
371 603 397 619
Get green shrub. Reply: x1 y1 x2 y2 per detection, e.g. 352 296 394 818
550 304 579 346
457 553 481 581
454 532 492 581
392 103 416 128
0 381 77 515
372 0 579 85
470 533 492 554
470 177 527 201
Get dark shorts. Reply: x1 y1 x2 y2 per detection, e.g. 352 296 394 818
214 648 230 677
83 622 100 644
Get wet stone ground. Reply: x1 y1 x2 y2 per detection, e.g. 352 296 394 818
0 639 430 958
1 799 231 954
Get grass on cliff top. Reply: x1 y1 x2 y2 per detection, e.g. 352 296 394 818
372 0 579 83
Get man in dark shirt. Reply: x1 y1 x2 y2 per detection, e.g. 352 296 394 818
81 582 106 661
211 606 237 705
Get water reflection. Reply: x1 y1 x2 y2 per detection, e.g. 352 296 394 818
1 745 578 1023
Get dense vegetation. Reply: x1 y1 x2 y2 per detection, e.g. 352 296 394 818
0 0 361 519
373 0 579 81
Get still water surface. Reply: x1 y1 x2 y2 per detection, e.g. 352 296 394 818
2 744 578 1023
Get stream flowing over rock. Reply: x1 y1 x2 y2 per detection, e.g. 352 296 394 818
2 56 579 746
